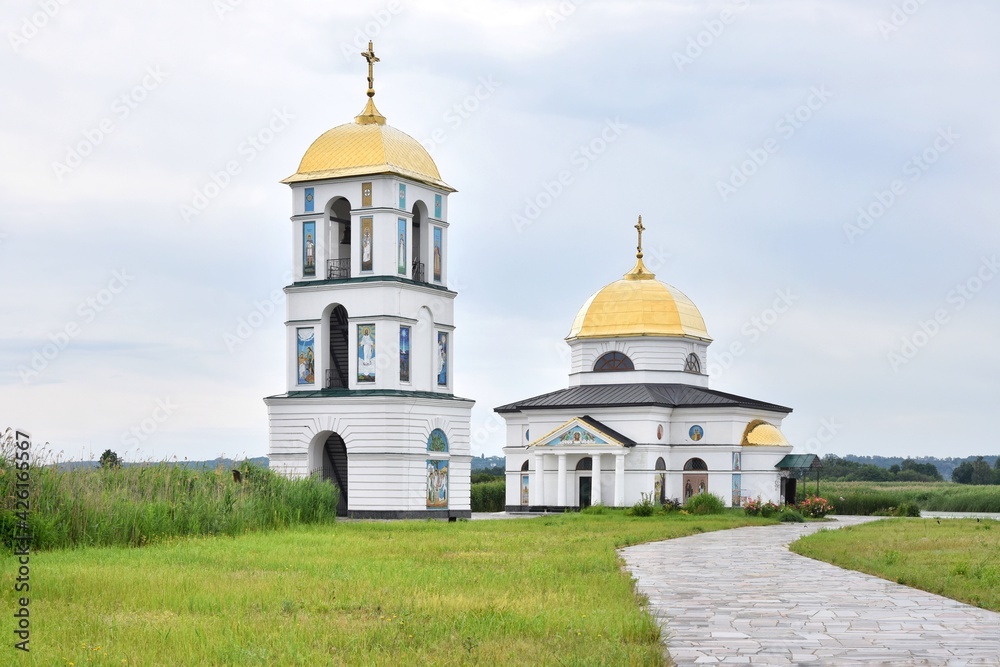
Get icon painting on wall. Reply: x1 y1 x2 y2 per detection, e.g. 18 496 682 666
361 216 373 272
296 328 314 385
357 324 376 383
689 425 704 441
426 460 448 508
732 451 741 471
302 221 316 276
434 193 442 218
397 217 407 275
399 326 410 383
436 332 448 386
398 183 406 210
520 475 529 505
433 226 442 282
304 187 314 212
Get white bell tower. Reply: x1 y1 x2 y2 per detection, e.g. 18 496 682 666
265 43 474 519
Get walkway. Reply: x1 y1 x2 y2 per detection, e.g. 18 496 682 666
621 516 1000 665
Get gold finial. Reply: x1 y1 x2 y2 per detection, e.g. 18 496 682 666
361 41 380 99
634 215 645 260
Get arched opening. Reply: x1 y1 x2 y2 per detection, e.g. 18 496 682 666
576 457 593 508
411 201 429 282
321 432 349 517
683 458 708 471
575 457 593 471
327 197 352 278
593 351 635 372
655 457 666 505
326 304 349 389
684 353 702 374
521 460 529 471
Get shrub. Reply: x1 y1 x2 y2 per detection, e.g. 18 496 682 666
745 497 782 517
661 498 682 513
778 508 805 522
630 492 656 517
797 496 833 518
686 492 725 515
894 502 920 517
470 480 505 513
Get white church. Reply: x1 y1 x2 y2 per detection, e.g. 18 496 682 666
265 43 473 519
498 218 802 511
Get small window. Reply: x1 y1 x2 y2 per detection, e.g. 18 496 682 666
655 457 666 471
575 457 593 471
683 457 708 471
521 460 529 472
593 351 634 372
684 353 702 374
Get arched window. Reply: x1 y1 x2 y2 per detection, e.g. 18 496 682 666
521 460 529 472
684 353 702 374
655 457 666 471
575 457 593 471
683 457 708 471
593 351 634 372
427 428 448 453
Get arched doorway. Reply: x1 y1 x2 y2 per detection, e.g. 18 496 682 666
411 202 428 282
328 198 352 278
322 432 349 517
683 457 708 502
326 304 349 389
655 457 666 504
576 457 593 508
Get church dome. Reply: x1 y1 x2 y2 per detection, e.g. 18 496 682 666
567 257 712 342
741 420 791 447
282 99 454 192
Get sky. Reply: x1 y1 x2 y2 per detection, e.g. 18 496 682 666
2 0 998 463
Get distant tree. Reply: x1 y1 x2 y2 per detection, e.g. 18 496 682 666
952 461 975 484
99 449 122 469
971 457 994 485
888 464 901 475
901 459 942 481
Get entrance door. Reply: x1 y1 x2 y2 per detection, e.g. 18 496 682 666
322 433 349 517
579 477 592 509
683 474 708 502
783 478 797 506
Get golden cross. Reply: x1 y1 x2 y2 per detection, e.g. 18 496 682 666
361 41 380 98
634 215 645 259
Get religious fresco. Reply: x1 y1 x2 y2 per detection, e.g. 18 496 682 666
689 425 704 441
732 451 742 471
544 425 608 446
732 474 742 507
434 193 442 218
656 424 663 440
654 474 665 504
357 324 376 383
426 459 448 508
399 325 410 383
302 221 316 276
433 226 442 282
436 332 448 386
360 216 373 272
304 187 315 213
361 181 372 207
296 328 315 385
398 183 406 210
397 217 407 275
520 475 529 505
427 428 448 452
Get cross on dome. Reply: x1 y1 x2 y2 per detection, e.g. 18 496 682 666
361 41 380 99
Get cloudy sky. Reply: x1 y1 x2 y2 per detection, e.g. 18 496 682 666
2 0 998 463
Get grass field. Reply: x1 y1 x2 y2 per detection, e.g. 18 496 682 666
817 481 1000 515
1 512 773 666
791 518 1000 611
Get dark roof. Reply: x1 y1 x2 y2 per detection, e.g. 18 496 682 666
495 383 792 414
578 415 636 447
267 388 472 402
776 454 821 470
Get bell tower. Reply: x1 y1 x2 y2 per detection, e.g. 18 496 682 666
265 43 474 519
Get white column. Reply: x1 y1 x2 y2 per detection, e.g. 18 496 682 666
614 453 626 507
533 451 545 507
592 453 603 506
557 453 568 507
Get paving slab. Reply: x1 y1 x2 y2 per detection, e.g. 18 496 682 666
621 516 1000 666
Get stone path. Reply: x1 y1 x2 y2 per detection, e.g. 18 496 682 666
621 517 1000 666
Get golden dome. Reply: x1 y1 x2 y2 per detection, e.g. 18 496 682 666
741 420 792 447
567 257 712 341
282 99 454 191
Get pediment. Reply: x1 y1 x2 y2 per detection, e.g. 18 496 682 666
528 417 627 448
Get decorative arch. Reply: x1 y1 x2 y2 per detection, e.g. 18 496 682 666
683 457 708 471
684 353 702 374
575 457 593 471
521 460 529 472
308 430 349 517
655 457 666 471
427 428 449 453
593 351 635 372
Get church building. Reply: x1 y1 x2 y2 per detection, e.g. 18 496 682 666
499 218 799 511
265 43 473 519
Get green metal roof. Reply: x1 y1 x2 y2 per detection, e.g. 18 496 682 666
775 454 822 470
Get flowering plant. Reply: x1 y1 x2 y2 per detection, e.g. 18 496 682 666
742 498 781 517
797 495 833 518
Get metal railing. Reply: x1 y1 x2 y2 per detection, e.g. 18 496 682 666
411 261 426 283
327 259 351 279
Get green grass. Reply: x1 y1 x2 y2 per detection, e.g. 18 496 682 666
1 512 774 666
791 518 1000 611
819 481 1000 515
0 461 338 550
